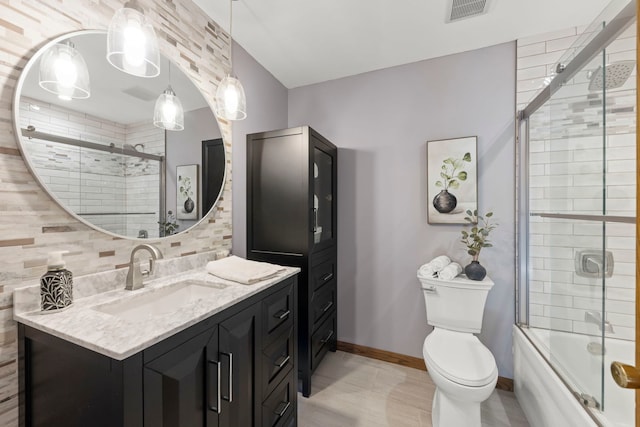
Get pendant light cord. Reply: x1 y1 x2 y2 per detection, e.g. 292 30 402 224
229 0 234 76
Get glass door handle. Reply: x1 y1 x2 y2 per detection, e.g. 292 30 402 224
611 362 640 388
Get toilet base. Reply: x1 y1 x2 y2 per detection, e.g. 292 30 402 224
432 388 482 427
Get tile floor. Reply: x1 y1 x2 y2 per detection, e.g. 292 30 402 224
297 351 530 427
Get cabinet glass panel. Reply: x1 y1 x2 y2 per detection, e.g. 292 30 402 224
313 147 333 243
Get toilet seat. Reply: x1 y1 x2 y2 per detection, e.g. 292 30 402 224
423 328 498 387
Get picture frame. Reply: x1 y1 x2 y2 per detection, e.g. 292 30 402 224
176 164 199 220
427 136 478 224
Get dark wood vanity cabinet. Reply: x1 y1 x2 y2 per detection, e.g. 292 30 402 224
247 126 337 397
143 304 259 427
18 277 297 427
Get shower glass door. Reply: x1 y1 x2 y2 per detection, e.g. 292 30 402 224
527 45 607 410
519 1 636 424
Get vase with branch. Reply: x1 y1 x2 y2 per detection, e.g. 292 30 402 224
460 209 497 280
433 152 471 213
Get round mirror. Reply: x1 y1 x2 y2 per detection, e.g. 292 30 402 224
14 30 226 240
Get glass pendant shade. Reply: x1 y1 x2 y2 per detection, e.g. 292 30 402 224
215 75 247 120
38 42 90 100
107 1 160 78
153 86 184 131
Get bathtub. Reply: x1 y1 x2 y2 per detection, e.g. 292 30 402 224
513 325 634 427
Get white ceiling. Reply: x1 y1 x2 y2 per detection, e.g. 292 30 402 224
194 0 611 89
22 32 209 125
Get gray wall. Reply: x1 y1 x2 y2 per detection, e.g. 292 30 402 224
288 42 517 377
232 42 289 256
167 106 222 231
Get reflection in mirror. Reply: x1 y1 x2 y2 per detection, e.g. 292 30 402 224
14 30 225 240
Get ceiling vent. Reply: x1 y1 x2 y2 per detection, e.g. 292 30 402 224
122 86 157 102
446 0 489 23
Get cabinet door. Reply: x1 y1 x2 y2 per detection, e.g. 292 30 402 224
248 131 308 255
144 327 218 427
219 304 259 427
311 133 337 253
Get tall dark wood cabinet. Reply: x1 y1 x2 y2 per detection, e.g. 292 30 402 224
247 126 337 397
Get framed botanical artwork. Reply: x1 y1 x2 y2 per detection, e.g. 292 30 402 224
176 164 199 220
427 136 478 224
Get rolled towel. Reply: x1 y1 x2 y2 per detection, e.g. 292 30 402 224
418 255 451 277
429 255 451 272
206 255 285 285
438 262 462 281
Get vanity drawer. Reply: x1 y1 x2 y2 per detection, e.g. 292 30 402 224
262 280 294 345
311 283 336 331
311 313 336 371
261 328 294 397
262 373 295 427
310 257 336 291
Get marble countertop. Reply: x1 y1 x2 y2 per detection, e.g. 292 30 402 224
14 266 299 360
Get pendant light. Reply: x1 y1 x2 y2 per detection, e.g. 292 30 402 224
107 0 160 78
38 41 90 100
153 63 184 131
214 0 247 121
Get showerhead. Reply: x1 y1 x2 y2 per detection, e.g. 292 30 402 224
122 143 137 151
588 60 635 91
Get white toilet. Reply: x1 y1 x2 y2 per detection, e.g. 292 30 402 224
418 272 498 427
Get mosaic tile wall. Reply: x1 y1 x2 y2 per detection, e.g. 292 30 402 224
517 25 637 340
0 0 233 424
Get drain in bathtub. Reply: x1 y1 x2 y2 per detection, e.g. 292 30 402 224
587 342 605 356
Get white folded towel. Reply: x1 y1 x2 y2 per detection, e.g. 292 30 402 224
206 255 285 285
418 255 451 277
438 262 462 281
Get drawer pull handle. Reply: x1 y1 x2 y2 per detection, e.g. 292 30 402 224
275 355 291 369
320 272 334 282
320 330 334 345
206 360 221 413
274 401 291 417
275 309 291 320
221 352 233 403
322 301 333 313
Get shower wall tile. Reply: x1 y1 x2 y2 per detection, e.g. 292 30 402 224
518 24 636 341
517 28 580 109
0 1 233 424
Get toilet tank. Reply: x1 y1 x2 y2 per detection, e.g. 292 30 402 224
418 274 495 333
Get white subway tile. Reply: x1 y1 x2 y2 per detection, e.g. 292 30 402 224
606 287 635 302
517 42 546 58
573 297 603 311
606 300 635 315
544 305 585 321
517 66 548 81
546 35 580 53
518 28 577 47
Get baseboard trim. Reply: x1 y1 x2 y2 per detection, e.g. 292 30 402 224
336 340 514 392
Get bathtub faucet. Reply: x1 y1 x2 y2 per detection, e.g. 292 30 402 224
584 311 614 333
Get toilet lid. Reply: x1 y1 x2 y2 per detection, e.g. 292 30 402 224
423 328 498 387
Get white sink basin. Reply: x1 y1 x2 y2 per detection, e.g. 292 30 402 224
93 279 228 322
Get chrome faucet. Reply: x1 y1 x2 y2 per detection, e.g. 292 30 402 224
584 311 614 333
125 244 163 290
